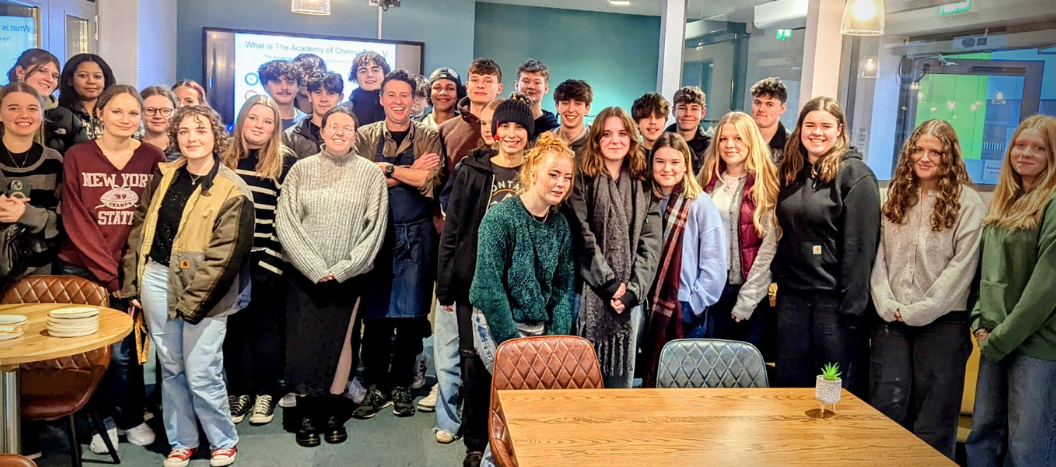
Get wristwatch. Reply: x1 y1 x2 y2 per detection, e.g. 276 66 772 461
384 164 396 178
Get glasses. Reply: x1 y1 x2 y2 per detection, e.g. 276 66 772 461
144 107 174 117
326 123 356 135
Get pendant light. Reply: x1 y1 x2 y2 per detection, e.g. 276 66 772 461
840 0 885 36
292 0 330 15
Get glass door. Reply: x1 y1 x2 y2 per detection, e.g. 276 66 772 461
895 58 1043 184
45 0 95 62
0 1 41 74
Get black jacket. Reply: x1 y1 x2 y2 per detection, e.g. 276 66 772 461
283 117 322 159
349 88 385 128
772 148 881 321
436 148 500 306
532 110 560 140
768 121 789 164
42 100 88 155
664 123 709 174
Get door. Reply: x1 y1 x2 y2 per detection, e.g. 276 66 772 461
46 0 95 61
895 58 1043 184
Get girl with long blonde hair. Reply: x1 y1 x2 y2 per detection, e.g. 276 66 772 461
869 119 985 459
562 106 661 388
966 115 1056 466
639 132 726 387
771 96 880 395
220 95 297 426
698 111 780 347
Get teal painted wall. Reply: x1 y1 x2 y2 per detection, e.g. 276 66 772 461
473 3 660 118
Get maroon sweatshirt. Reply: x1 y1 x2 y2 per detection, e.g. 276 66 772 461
59 141 165 292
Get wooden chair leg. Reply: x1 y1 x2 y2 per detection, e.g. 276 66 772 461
66 415 82 467
88 408 121 464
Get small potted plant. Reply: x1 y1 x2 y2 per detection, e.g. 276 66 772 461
816 362 842 414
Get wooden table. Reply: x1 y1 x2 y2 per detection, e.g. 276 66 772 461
0 303 133 454
496 388 956 466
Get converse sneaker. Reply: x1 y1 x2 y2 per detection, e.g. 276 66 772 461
278 393 298 408
411 353 430 389
210 446 237 467
418 385 438 412
118 422 155 446
345 377 367 404
392 386 415 417
89 427 118 454
229 394 251 424
352 385 392 419
163 448 196 467
249 394 275 425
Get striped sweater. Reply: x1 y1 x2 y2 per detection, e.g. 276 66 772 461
0 142 63 276
235 149 297 278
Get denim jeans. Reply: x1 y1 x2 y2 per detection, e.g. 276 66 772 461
141 262 238 450
603 305 645 389
433 301 462 435
966 351 1056 467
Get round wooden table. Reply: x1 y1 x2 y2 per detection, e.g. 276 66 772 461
0 303 133 454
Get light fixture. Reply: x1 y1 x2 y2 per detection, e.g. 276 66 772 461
840 0 884 36
609 0 632 6
858 56 878 79
292 0 330 15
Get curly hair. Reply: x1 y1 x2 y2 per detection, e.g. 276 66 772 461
780 96 850 186
167 105 229 158
985 115 1056 230
700 112 781 237
349 52 391 83
258 60 302 85
518 132 575 207
884 119 972 231
750 77 788 103
580 106 647 180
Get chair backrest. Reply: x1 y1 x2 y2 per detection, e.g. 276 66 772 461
0 454 38 467
489 335 604 467
656 339 769 388
0 275 109 306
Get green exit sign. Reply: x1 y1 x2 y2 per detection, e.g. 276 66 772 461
940 1 972 15
776 29 793 41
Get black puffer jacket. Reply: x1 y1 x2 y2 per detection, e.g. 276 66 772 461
436 147 500 306
349 88 385 128
42 96 88 155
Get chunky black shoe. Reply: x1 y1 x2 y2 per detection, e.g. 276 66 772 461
323 415 347 444
391 386 415 417
463 451 483 467
295 417 321 447
351 385 392 419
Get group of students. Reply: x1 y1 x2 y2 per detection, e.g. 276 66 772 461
0 45 1052 467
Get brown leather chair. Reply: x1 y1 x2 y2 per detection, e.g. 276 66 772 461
0 454 39 467
2 275 118 466
489 335 604 467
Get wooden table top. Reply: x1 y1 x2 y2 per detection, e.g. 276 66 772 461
0 303 132 368
497 388 955 467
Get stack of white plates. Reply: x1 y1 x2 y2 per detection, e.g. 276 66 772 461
0 314 28 341
48 306 100 337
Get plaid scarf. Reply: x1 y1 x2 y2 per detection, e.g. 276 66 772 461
641 192 691 387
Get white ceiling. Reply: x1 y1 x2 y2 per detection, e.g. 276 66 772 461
476 0 773 22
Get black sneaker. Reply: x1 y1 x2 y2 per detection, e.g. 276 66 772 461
249 394 275 425
323 415 347 444
228 394 251 424
391 386 415 417
351 385 392 419
295 417 320 447
463 451 483 467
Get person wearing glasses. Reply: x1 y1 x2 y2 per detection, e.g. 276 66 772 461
276 104 388 447
139 86 178 154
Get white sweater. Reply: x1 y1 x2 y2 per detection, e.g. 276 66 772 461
275 150 388 283
870 187 986 326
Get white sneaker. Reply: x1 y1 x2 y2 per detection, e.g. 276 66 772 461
89 427 119 454
278 392 298 408
345 377 367 404
118 422 155 446
411 352 430 389
435 429 456 444
418 385 438 412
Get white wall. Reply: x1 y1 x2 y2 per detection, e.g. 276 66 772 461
98 0 178 88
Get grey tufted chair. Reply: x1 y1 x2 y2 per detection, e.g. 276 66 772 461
656 339 769 388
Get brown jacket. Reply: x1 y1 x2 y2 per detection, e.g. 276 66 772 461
354 120 443 199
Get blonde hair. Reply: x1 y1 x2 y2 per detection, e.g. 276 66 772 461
984 115 1056 230
700 111 780 236
649 132 702 200
781 96 850 186
580 107 647 180
221 95 292 182
884 119 973 231
519 132 575 206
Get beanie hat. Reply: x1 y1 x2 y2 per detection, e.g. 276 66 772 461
492 96 535 138
429 67 463 90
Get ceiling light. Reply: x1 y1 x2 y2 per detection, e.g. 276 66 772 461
840 0 884 36
609 0 632 7
292 0 330 15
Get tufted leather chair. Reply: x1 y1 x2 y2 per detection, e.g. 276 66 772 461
656 339 769 388
0 454 38 467
489 336 604 467
2 276 118 466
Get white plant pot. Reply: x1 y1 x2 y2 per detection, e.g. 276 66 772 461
815 375 842 405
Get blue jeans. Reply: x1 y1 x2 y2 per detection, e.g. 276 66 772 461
966 352 1056 466
433 301 461 435
141 262 238 450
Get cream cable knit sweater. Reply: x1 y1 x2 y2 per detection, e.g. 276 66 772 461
276 149 388 283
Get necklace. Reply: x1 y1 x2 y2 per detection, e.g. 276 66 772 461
190 173 203 185
1 146 31 169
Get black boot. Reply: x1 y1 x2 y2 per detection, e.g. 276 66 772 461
323 414 347 444
295 397 321 447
